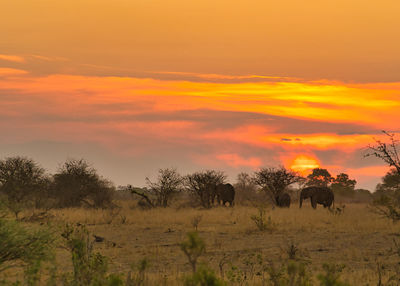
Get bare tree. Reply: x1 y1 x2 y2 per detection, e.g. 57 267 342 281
253 166 300 206
146 168 183 207
365 130 400 174
185 170 226 208
366 131 400 222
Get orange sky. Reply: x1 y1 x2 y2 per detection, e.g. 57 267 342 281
1 1 399 189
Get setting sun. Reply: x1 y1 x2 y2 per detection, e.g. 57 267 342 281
289 155 320 175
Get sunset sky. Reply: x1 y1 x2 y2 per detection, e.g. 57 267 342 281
1 0 400 190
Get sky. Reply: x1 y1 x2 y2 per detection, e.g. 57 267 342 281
1 0 400 190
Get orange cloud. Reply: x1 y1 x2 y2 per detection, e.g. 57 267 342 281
0 68 28 76
0 54 25 63
216 153 262 168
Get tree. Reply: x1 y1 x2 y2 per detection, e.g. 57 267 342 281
0 156 49 219
253 166 300 206
366 132 400 222
52 159 114 208
234 172 258 204
146 168 184 207
365 131 400 174
375 169 400 197
331 173 357 197
306 168 333 187
185 170 226 208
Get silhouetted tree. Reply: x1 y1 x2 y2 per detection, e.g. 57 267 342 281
146 168 183 207
52 159 114 208
185 170 226 208
0 156 49 218
366 132 400 221
234 172 259 204
331 173 357 197
253 166 300 206
375 169 400 197
366 131 400 174
306 168 333 187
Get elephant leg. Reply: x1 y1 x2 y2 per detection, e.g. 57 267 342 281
311 197 317 209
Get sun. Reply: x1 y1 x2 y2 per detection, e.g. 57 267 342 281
289 155 320 175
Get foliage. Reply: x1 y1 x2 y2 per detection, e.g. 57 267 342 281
306 168 333 188
365 130 400 174
53 159 114 208
61 223 124 286
146 168 183 207
184 265 226 286
253 167 300 206
180 232 206 273
185 170 226 208
234 172 259 205
331 173 356 197
0 156 50 218
370 169 400 222
0 215 54 275
126 258 149 286
317 263 349 286
250 206 276 232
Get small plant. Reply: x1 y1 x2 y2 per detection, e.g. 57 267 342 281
226 264 246 285
61 223 124 285
250 207 276 232
126 258 149 286
191 215 203 231
102 207 121 224
280 242 310 263
180 232 206 273
317 263 349 286
184 264 226 286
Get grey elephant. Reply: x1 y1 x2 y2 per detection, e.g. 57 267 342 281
299 186 334 209
276 193 291 208
215 183 235 207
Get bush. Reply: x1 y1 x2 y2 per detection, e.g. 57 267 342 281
0 215 54 283
185 265 226 286
250 207 276 232
53 159 114 208
0 156 50 218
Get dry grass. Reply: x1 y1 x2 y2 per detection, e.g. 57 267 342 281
8 202 400 284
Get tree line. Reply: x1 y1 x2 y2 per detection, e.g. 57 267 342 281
0 155 372 218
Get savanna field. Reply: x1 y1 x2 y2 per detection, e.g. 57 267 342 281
3 200 400 285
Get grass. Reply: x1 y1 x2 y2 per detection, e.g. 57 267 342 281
4 202 400 285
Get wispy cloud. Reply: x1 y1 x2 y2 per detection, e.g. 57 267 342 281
0 68 28 76
0 72 398 189
0 54 25 63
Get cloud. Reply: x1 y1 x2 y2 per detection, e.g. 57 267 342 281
216 153 262 168
0 54 25 63
0 68 28 76
0 72 398 189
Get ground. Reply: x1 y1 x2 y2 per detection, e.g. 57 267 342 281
21 202 397 285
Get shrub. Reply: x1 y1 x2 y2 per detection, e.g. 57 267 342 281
250 207 276 232
184 265 226 286
317 263 349 286
180 232 206 273
53 159 114 208
0 156 50 218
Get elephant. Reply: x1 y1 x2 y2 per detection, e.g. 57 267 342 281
215 183 235 207
276 193 291 207
299 186 334 209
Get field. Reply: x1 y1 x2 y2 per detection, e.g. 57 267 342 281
12 201 397 285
